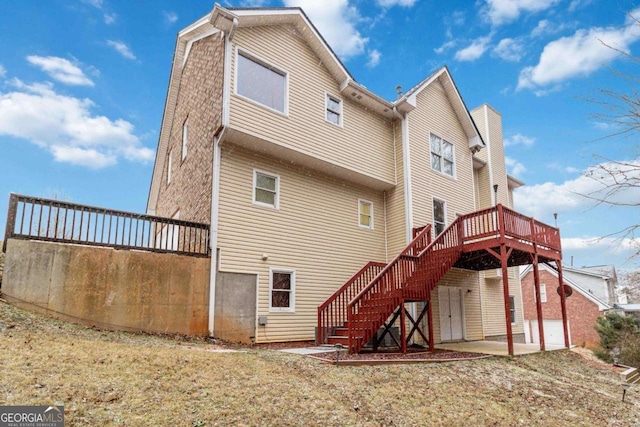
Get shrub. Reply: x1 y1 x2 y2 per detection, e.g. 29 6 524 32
594 312 640 367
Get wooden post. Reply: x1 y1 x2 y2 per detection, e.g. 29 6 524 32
556 261 570 348
501 246 514 356
427 297 434 352
532 255 545 351
400 301 407 354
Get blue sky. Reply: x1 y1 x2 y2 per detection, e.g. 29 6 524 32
1 0 639 269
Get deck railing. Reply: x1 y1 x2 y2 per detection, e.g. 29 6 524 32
319 204 561 354
3 193 210 257
316 261 386 345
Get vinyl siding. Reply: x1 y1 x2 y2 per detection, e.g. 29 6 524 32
229 25 395 186
408 80 477 232
480 268 524 336
385 121 408 257
217 145 387 342
430 268 483 342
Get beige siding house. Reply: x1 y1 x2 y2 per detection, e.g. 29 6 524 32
147 5 532 347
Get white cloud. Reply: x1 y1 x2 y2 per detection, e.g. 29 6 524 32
434 39 456 54
0 78 153 168
163 11 178 25
455 34 493 61
366 49 381 67
0 64 6 78
377 0 417 7
530 19 575 38
493 38 524 61
104 13 116 25
518 10 640 91
107 40 136 60
82 0 103 8
483 0 560 26
238 0 269 5
283 0 368 58
565 166 580 173
568 0 593 12
514 159 640 219
26 56 94 86
505 156 526 177
504 133 535 147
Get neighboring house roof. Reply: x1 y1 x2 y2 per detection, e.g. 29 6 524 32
147 5 486 215
615 303 640 312
520 264 612 311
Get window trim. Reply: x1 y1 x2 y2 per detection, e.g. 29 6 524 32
358 199 374 230
325 92 343 127
252 169 280 209
167 150 173 185
235 47 289 116
269 268 295 313
539 283 547 303
509 295 517 324
432 197 446 236
181 117 188 161
429 133 456 178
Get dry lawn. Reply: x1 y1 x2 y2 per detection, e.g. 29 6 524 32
1 300 639 426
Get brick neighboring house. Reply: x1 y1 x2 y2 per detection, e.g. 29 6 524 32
520 264 617 348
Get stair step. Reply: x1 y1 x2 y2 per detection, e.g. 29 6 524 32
327 336 349 345
333 328 349 337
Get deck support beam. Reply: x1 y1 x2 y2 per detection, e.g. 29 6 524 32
531 254 545 351
556 261 570 348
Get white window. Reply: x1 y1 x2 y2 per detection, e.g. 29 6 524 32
182 118 188 160
167 150 173 184
509 295 516 324
253 170 279 209
236 50 287 114
430 133 455 177
433 198 446 236
538 284 547 303
358 199 373 229
270 269 295 312
325 94 342 126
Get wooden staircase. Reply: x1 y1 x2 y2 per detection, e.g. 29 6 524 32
317 204 563 355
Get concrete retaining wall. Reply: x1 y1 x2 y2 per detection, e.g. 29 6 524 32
2 239 210 336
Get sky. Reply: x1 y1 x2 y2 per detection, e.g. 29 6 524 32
1 0 639 270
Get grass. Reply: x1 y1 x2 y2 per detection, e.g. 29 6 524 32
0 300 639 426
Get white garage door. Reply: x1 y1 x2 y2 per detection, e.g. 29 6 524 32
530 320 570 346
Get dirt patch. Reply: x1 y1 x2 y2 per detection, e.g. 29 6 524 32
1 300 639 426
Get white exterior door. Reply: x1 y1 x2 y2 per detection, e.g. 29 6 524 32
439 287 464 341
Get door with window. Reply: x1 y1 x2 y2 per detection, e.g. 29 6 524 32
439 287 464 341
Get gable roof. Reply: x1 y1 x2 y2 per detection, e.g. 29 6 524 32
147 5 487 213
520 264 612 310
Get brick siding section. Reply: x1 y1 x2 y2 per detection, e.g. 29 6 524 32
521 269 603 348
155 34 224 223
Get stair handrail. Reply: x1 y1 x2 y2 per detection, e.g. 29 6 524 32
316 261 386 344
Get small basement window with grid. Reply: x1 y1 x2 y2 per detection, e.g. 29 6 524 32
253 170 279 208
270 269 294 312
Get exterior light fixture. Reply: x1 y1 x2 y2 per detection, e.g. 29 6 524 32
493 184 498 206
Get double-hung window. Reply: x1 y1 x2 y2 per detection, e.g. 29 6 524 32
536 284 547 303
270 269 295 312
433 198 446 236
358 199 373 229
430 133 454 176
326 94 342 126
236 50 287 113
253 170 279 209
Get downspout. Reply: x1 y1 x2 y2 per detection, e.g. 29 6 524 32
208 17 237 337
394 108 413 244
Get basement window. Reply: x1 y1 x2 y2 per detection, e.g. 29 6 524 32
270 269 295 312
